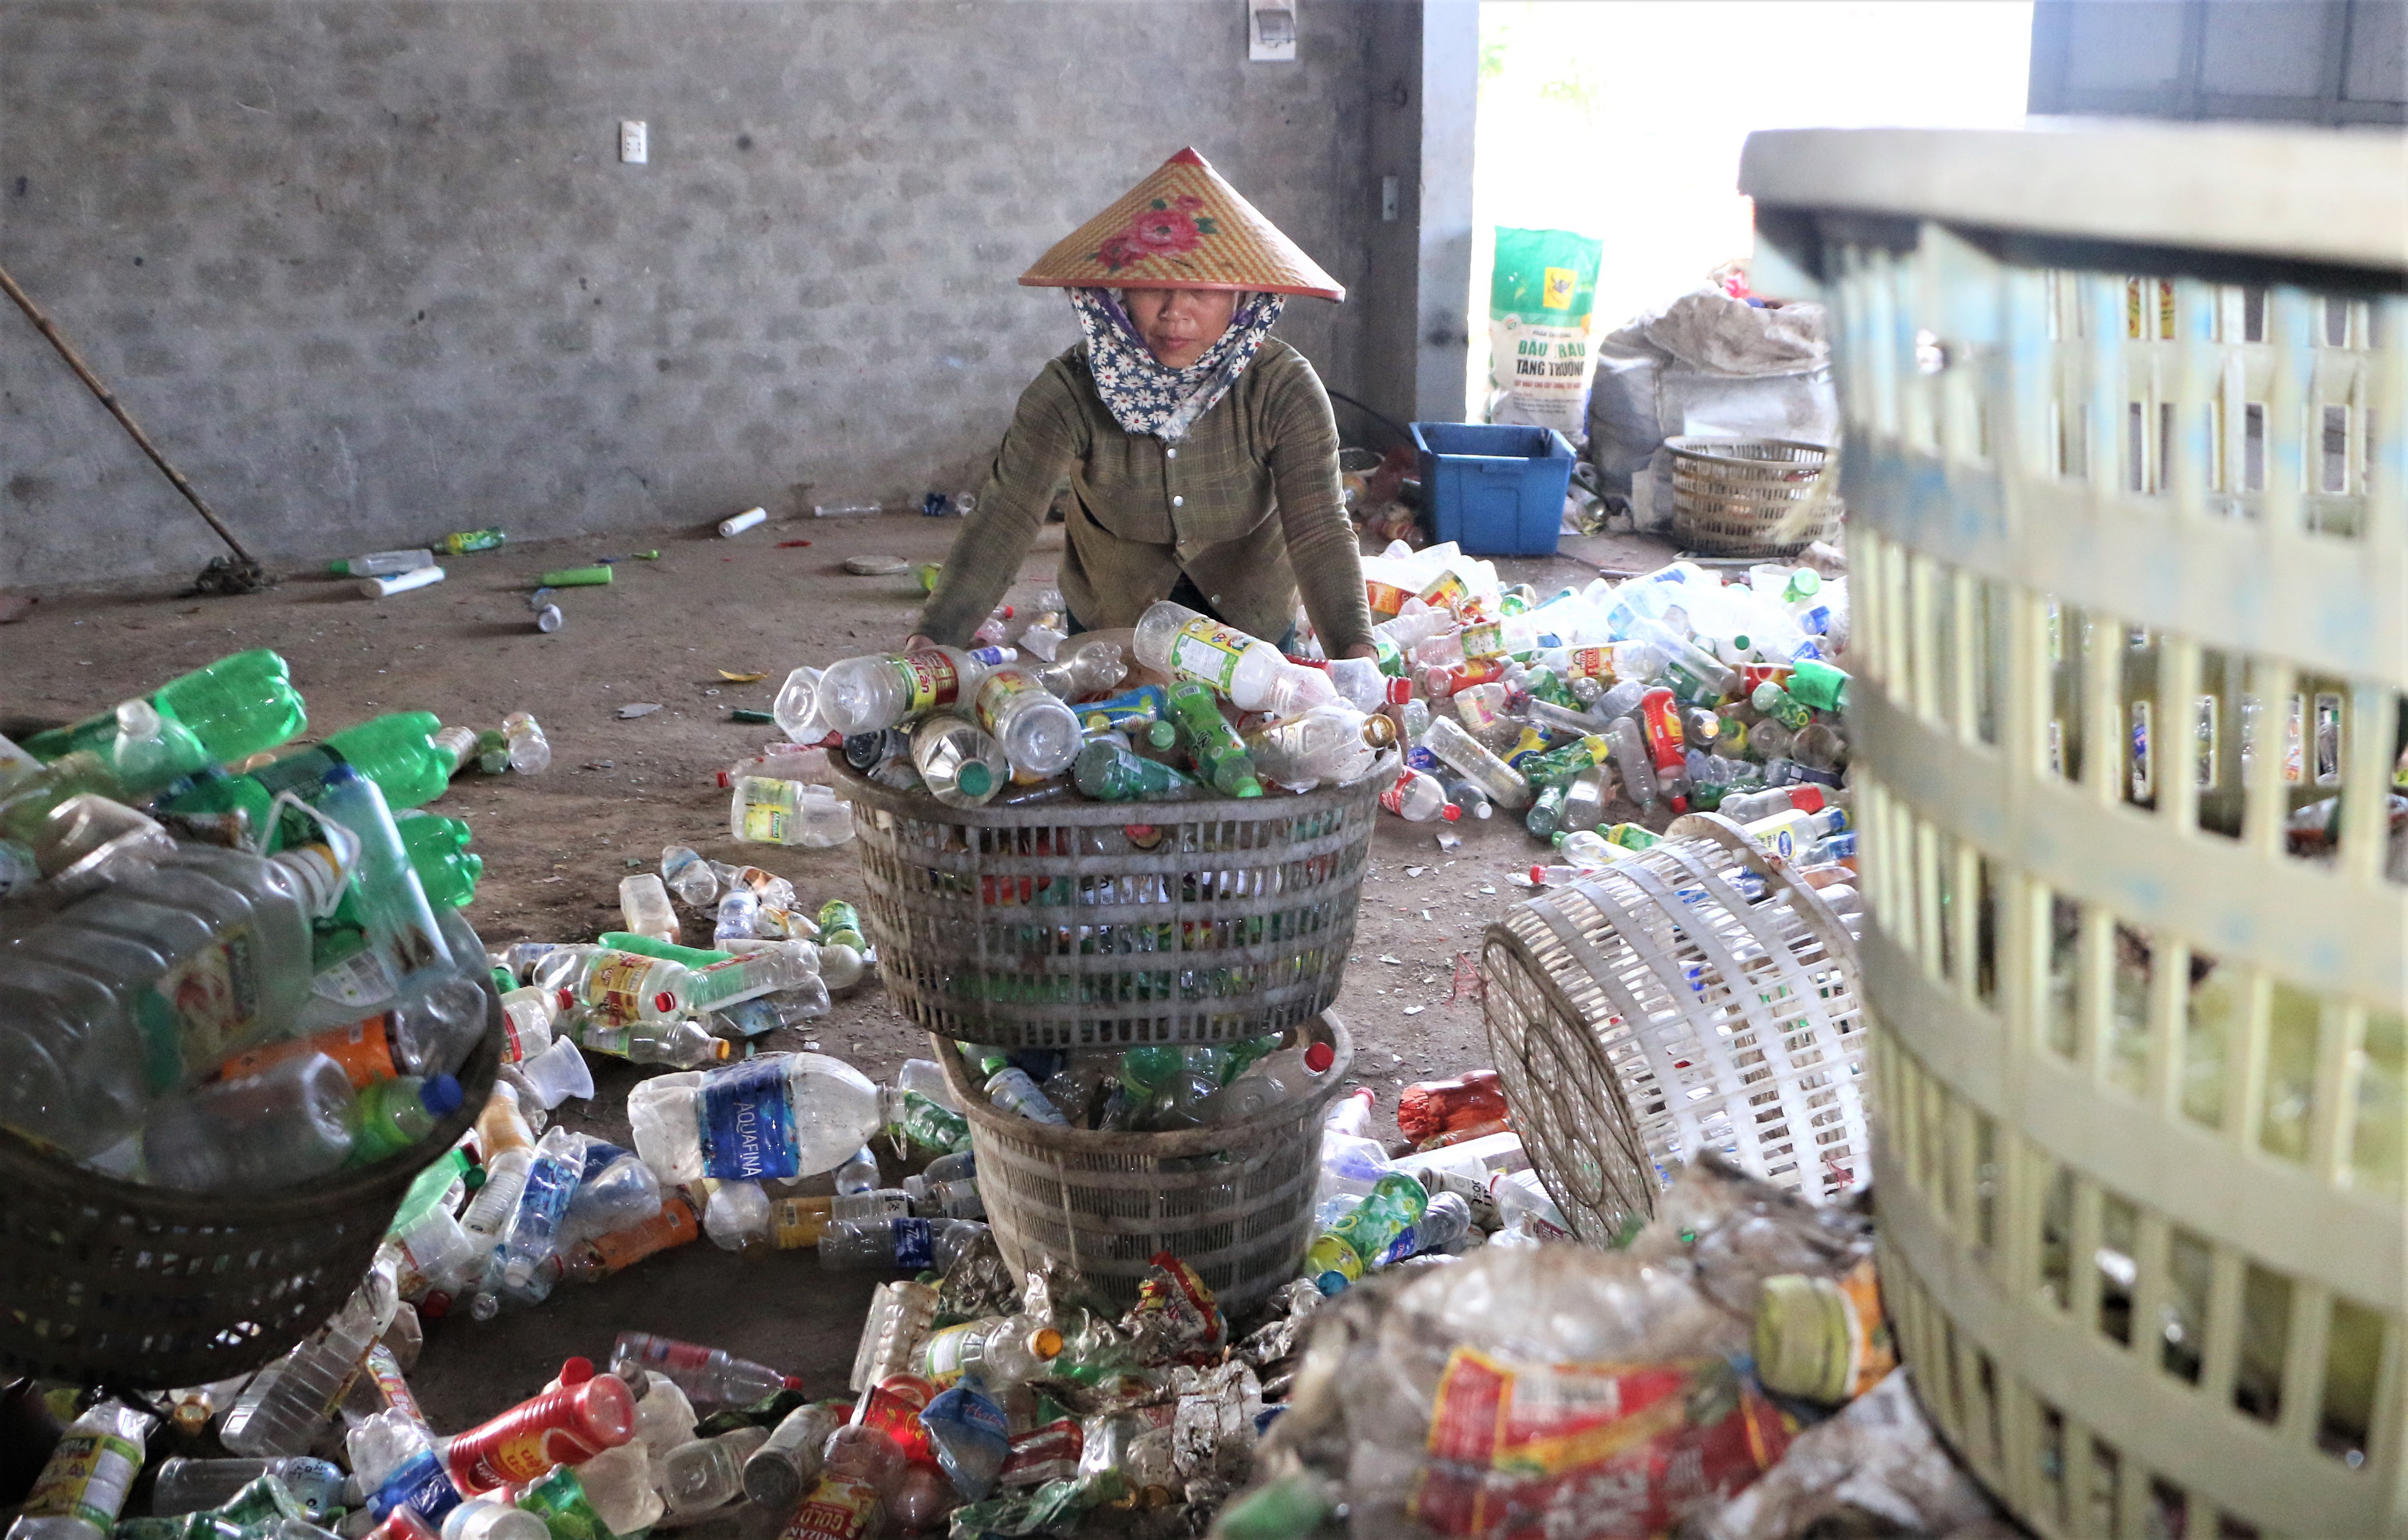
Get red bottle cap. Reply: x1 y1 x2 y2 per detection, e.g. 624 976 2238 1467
558 1356 594 1386
1304 1041 1335 1074
1440 803 1463 822
1790 785 1826 813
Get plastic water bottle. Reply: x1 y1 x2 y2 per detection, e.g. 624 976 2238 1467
743 1402 848 1510
316 764 455 986
1030 641 1127 700
971 669 1081 777
149 1457 344 1519
1378 767 1457 822
660 844 718 906
662 1428 770 1513
728 778 854 846
919 1315 1063 1388
1072 739 1199 801
818 1216 989 1272
626 1052 884 1184
617 874 680 943
330 549 436 578
1132 600 1336 714
0 840 345 1158
499 1127 583 1293
349 1074 465 1166
1303 1172 1428 1294
1423 716 1533 810
910 715 1008 808
773 666 827 744
578 1015 726 1069
1195 1038 1336 1122
500 712 550 774
1163 681 1263 797
221 1256 399 1455
817 647 988 736
534 945 694 1023
7 1401 155 1540
1246 704 1396 788
983 1066 1067 1124
609 1333 802 1405
460 1086 536 1247
141 1053 357 1192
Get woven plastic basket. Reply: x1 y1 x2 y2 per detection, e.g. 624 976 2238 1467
1665 436 1839 557
1482 814 1868 1247
0 979 501 1389
1745 123 2408 1538
838 762 1380 1050
935 1013 1352 1313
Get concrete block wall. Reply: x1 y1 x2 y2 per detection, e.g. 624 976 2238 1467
0 0 1403 588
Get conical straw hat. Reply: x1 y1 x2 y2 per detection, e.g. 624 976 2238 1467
1021 147 1344 301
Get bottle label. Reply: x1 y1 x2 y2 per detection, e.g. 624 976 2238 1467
1462 620 1505 658
1565 646 1612 682
973 669 1043 736
699 1059 801 1180
364 1342 426 1425
769 1196 830 1250
999 1418 1083 1487
1363 579 1411 616
582 952 659 1023
919 1320 976 1382
739 780 798 844
589 1199 699 1272
782 1475 883 1539
370 1448 461 1524
1167 618 1249 694
889 650 963 715
23 1431 143 1530
891 1217 936 1271
1419 570 1468 612
132 926 263 1090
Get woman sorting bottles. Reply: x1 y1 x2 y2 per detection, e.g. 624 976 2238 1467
907 148 1378 665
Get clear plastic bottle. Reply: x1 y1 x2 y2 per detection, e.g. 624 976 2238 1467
772 666 827 744
221 1255 398 1456
1071 739 1199 801
0 840 344 1158
818 646 986 736
500 713 550 774
1245 704 1396 789
498 984 556 1065
460 1085 536 1248
617 874 680 943
316 765 454 987
609 1333 802 1406
971 668 1081 777
1377 768 1457 822
1422 715 1533 810
8 1401 154 1540
349 1073 465 1166
817 1216 988 1272
983 1066 1067 1124
152 1457 347 1519
142 1052 356 1192
743 1401 848 1510
626 1052 883 1184
660 845 718 906
1559 765 1609 834
1131 600 1336 713
910 714 1008 808
579 1015 727 1069
1605 717 1661 807
499 1127 583 1293
1196 1039 1335 1122
1031 641 1127 700
728 778 854 847
439 1499 547 1540
533 945 693 1023
919 1315 1062 1388
1439 776 1494 820
661 1428 770 1513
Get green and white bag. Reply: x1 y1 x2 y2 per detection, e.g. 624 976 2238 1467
1488 226 1605 438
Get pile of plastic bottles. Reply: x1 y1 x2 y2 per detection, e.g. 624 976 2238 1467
952 1033 1337 1134
731 552 1851 871
0 649 529 1190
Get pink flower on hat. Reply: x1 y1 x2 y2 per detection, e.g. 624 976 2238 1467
1093 197 1220 271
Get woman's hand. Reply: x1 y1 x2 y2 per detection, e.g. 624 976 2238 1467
904 634 936 653
1341 642 1380 660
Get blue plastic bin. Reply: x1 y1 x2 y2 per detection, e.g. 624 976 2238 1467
1410 422 1576 558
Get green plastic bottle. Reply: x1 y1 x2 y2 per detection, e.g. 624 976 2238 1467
818 900 865 951
517 1463 614 1540
1789 658 1851 713
889 1088 973 1154
1164 681 1263 798
1118 1043 1182 1097
323 712 450 809
349 1074 464 1164
597 931 734 967
26 648 306 765
1517 733 1612 790
1308 1172 1428 1294
1073 740 1199 802
395 812 481 908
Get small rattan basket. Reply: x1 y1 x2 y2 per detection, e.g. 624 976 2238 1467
1482 814 1867 1246
1665 435 1839 557
0 980 500 1389
838 762 1381 1050
935 1012 1353 1313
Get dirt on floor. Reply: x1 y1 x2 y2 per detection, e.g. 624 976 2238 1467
0 510 1679 1421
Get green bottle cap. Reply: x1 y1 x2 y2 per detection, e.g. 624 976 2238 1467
957 761 994 798
1146 719 1179 750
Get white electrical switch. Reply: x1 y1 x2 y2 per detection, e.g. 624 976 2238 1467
1248 0 1296 61
619 120 648 164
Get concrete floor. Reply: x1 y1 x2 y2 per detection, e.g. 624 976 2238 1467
0 511 1678 1429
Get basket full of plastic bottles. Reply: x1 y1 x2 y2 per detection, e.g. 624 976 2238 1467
789 600 1391 1051
0 648 503 1387
934 1011 1354 1312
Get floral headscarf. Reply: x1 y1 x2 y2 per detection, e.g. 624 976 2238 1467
1068 286 1286 443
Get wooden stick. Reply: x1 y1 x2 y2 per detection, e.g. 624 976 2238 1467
0 256 256 564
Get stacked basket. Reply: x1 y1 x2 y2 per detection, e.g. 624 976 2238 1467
838 763 1377 1310
1743 123 2406 1539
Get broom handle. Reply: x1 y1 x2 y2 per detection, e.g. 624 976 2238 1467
0 256 256 564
